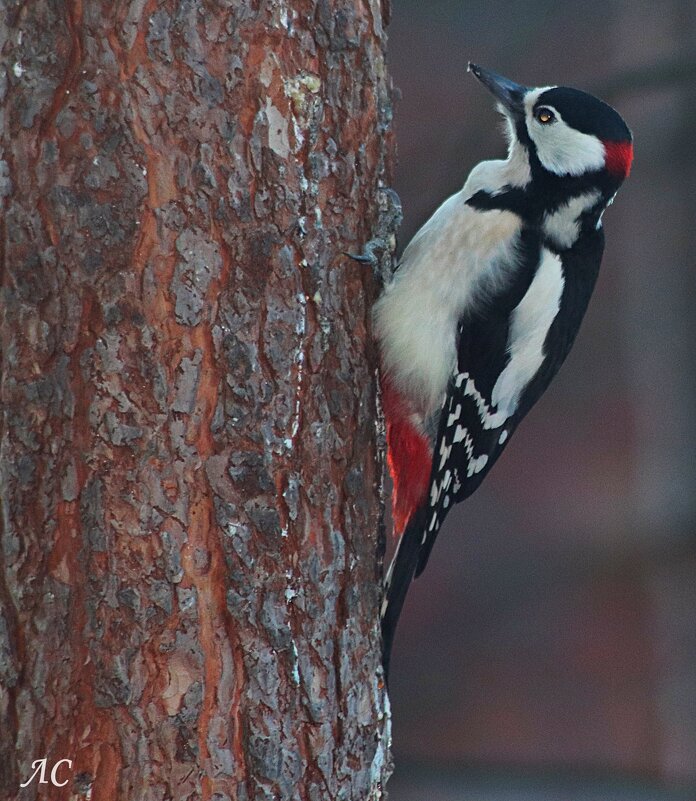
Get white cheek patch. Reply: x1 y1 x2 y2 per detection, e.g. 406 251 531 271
533 124 605 176
524 90 606 177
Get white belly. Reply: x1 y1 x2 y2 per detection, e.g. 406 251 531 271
373 189 523 417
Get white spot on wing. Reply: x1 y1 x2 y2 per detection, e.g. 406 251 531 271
438 440 452 469
453 425 467 443
447 404 461 427
491 249 565 420
471 454 488 475
430 481 440 506
446 422 491 479
464 375 508 429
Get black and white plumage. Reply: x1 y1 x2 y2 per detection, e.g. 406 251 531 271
374 64 633 676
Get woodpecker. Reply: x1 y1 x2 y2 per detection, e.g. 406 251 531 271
375 64 633 675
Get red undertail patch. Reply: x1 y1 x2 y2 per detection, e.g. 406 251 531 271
604 140 633 179
381 376 432 537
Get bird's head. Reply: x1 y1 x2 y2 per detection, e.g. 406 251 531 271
468 63 633 188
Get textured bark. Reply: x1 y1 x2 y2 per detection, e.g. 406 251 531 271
0 1 397 799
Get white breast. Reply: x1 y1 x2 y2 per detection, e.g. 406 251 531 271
373 187 523 417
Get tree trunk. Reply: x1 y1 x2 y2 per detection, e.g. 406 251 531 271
0 2 397 799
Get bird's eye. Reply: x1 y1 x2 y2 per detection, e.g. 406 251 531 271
535 107 556 124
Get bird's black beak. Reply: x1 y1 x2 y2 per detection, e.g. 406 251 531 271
468 63 527 119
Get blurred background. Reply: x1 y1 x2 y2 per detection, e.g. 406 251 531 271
385 1 696 799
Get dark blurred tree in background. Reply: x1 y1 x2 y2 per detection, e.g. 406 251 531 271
387 2 696 799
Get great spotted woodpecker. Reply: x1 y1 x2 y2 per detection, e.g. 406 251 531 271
375 64 633 675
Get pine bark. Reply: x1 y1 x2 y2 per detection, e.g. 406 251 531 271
0 1 396 799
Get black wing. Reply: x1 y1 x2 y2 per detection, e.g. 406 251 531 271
416 226 604 576
381 227 604 677
415 313 524 576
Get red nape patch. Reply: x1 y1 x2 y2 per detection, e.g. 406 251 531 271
604 140 633 179
381 376 432 537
